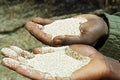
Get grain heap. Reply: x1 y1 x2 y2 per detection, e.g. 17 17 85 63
43 17 88 39
26 46 90 77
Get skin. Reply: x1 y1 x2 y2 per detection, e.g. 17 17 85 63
25 14 108 47
1 45 120 80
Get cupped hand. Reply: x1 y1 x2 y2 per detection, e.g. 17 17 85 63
25 14 108 47
1 45 119 80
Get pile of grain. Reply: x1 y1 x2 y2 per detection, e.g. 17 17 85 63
43 17 88 39
26 46 90 77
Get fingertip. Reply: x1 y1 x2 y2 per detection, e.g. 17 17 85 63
25 21 35 31
32 17 53 25
33 48 41 54
53 38 62 46
53 36 65 46
1 48 18 58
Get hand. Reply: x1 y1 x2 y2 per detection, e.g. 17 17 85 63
1 45 120 80
25 14 108 47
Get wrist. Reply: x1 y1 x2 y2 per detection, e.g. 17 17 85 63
105 56 120 79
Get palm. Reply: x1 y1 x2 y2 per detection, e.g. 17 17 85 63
1 45 111 80
25 14 108 48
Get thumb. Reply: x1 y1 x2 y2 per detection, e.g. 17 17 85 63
53 35 81 46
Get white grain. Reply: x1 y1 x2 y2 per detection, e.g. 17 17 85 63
26 46 90 77
43 17 87 39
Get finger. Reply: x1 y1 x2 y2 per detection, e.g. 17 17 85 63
1 46 34 61
25 21 44 30
16 65 56 80
1 58 20 70
1 58 46 80
33 47 54 54
1 48 19 59
33 48 41 54
53 35 82 46
10 46 34 59
1 48 27 62
20 51 35 59
25 21 53 45
32 17 53 25
10 46 23 54
33 46 68 54
16 65 45 80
